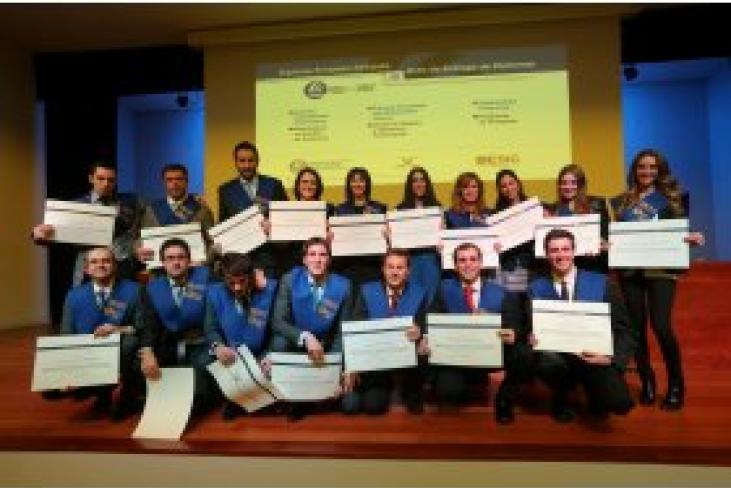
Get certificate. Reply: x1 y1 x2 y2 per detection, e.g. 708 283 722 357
534 214 601 258
386 207 442 249
341 317 417 372
132 368 194 440
269 201 327 242
140 222 207 269
207 345 281 412
208 206 267 254
43 199 116 246
440 228 499 269
487 197 544 251
608 219 690 268
329 214 387 256
268 353 342 401
532 299 613 356
31 334 120 391
426 314 503 367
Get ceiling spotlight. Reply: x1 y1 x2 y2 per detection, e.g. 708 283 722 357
623 64 639 82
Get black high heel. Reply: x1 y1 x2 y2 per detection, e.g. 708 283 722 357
660 379 684 411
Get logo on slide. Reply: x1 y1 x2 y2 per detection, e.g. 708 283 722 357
304 81 327 99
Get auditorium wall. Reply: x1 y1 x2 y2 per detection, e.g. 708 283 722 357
0 40 47 329
195 6 628 219
708 65 731 261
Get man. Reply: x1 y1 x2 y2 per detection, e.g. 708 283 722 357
217 140 288 276
136 238 217 414
57 246 143 420
341 249 429 415
270 237 353 420
136 163 214 264
427 242 525 424
32 162 143 286
527 228 635 421
204 252 278 421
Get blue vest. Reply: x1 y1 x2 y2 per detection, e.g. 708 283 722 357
222 176 282 213
150 195 202 226
616 190 669 222
361 281 426 319
440 278 504 313
207 280 278 354
444 209 490 229
529 269 606 302
290 266 350 337
146 266 209 333
65 280 140 334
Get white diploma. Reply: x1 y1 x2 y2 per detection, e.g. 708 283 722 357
532 300 613 356
440 228 499 269
269 201 327 242
534 214 601 258
608 219 690 269
329 214 387 256
487 197 544 251
342 317 417 373
43 199 116 246
386 207 442 249
268 353 342 401
207 345 281 412
132 368 194 440
208 206 267 254
32 334 120 391
141 222 207 269
427 313 503 367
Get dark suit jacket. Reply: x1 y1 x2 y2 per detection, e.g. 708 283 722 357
217 174 288 221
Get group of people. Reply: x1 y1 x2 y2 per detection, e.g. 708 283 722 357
32 140 704 426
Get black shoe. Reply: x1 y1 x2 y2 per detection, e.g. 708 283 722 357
41 390 67 401
550 395 574 423
494 385 515 425
72 388 96 402
90 391 112 414
287 403 311 422
404 392 424 415
222 401 246 421
660 383 684 411
639 368 656 405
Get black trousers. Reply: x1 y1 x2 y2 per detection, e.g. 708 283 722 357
620 273 682 383
533 351 634 415
342 364 425 415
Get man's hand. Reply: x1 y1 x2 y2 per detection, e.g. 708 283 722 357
528 333 537 348
578 351 612 366
497 329 515 345
382 224 392 245
304 333 325 363
259 357 272 377
417 334 430 356
405 324 421 342
684 232 705 246
140 348 161 380
32 224 54 241
254 268 267 290
260 218 272 237
342 371 360 394
215 344 237 366
93 324 120 338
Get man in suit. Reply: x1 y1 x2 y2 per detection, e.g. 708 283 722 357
341 248 429 415
136 238 218 415
32 161 143 285
269 237 353 420
57 246 144 420
217 141 288 276
527 228 635 421
427 242 526 424
136 163 215 264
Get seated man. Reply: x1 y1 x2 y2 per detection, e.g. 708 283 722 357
56 246 143 420
427 242 524 424
204 252 278 421
528 228 635 421
136 238 217 414
270 237 353 419
342 248 429 415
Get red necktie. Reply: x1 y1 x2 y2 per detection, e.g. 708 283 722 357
463 285 475 312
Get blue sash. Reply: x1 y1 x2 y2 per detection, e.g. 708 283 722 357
361 281 426 319
146 266 209 332
207 280 278 354
529 270 606 302
150 196 202 226
444 209 490 229
439 278 504 313
617 190 669 222
67 280 139 334
290 266 349 337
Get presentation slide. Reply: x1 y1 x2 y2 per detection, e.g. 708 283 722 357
256 46 571 188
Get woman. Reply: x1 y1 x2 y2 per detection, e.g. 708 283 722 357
395 167 442 301
611 149 704 410
334 167 387 285
444 172 490 229
493 169 536 293
549 163 611 273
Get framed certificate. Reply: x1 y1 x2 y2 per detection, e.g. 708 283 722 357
43 199 116 246
532 299 613 356
269 201 327 242
487 197 544 251
342 317 417 372
427 313 503 367
386 207 442 249
208 206 267 254
329 214 387 256
267 353 341 401
608 219 689 268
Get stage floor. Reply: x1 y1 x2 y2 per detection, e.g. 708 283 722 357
1 263 730 466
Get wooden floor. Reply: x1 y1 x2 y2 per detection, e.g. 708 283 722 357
1 263 730 466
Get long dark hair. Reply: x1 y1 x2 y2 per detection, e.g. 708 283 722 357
494 169 527 212
556 163 590 214
398 166 441 208
294 167 323 201
344 167 372 204
620 148 684 217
